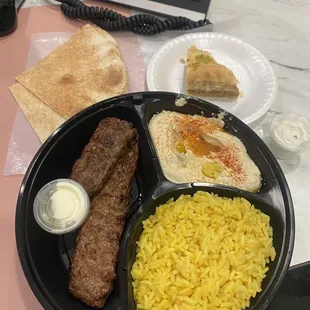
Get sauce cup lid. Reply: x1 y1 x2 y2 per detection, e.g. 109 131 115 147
33 179 90 234
271 114 310 152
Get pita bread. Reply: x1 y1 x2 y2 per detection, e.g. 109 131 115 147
16 24 128 119
10 83 65 143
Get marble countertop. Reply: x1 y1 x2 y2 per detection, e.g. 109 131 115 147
20 0 310 266
208 0 310 268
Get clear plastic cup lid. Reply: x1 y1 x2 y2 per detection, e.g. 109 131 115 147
33 179 90 234
271 114 310 152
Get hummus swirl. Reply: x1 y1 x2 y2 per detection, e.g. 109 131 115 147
149 111 261 192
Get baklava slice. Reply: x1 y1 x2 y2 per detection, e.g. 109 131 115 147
186 45 239 99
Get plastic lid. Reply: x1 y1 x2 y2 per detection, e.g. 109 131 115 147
271 114 310 152
33 179 90 234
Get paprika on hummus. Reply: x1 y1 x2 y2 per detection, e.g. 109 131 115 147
148 111 261 192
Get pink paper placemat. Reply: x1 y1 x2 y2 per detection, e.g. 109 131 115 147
0 4 135 309
4 6 145 176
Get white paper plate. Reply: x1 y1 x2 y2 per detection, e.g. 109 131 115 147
147 32 277 124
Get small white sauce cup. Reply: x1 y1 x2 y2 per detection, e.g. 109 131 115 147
270 114 310 160
33 179 90 234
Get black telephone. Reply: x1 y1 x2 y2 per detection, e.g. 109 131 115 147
56 0 210 35
0 0 210 37
0 0 24 36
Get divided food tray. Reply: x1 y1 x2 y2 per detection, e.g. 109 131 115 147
15 92 294 310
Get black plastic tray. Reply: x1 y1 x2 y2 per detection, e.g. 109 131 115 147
268 261 310 309
15 92 295 310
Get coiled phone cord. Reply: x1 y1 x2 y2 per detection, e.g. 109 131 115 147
57 0 211 35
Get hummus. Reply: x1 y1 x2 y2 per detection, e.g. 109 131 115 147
148 111 261 192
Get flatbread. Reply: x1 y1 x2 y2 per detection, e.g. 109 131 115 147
16 24 127 119
9 83 65 143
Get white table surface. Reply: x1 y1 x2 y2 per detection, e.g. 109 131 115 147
20 0 310 267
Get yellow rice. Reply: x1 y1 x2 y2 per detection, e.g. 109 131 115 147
131 191 276 310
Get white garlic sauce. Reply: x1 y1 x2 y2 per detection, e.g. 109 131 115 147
33 179 90 234
273 115 310 150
